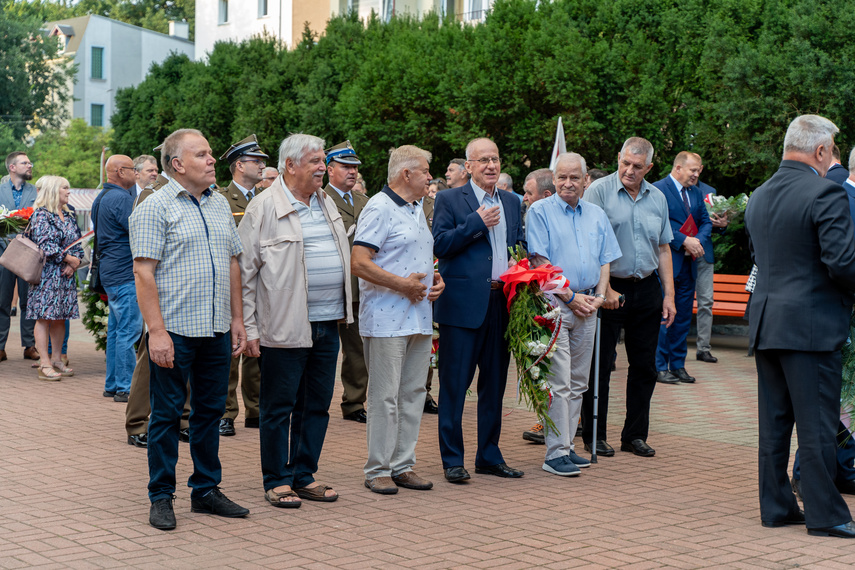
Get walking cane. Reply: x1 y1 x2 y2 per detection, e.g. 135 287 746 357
590 308 602 464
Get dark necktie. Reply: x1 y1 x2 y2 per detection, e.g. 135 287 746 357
246 191 254 201
681 187 691 214
344 193 352 206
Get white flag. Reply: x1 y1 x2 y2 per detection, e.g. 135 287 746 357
549 117 566 172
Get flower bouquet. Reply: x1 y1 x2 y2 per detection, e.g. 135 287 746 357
0 206 34 240
842 311 855 429
81 284 109 352
703 193 749 221
501 246 570 434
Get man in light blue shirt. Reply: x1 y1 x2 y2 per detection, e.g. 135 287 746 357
526 152 620 476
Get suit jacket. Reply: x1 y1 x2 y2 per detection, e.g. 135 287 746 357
652 176 712 277
0 179 38 253
432 182 525 329
219 181 264 228
745 160 855 351
326 184 369 298
826 162 849 185
423 195 435 231
133 174 169 209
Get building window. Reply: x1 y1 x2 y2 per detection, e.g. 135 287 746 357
91 104 104 127
259 0 268 17
219 0 229 24
91 46 104 79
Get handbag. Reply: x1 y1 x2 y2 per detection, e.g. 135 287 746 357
0 232 46 285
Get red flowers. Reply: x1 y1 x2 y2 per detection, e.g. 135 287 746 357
99 294 108 302
11 207 33 219
533 315 555 333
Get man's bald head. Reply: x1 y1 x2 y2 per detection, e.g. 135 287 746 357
105 154 136 190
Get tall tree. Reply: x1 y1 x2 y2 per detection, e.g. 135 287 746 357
28 119 112 188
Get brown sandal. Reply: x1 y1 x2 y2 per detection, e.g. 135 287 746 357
38 365 62 381
293 484 338 502
265 488 302 509
52 361 73 377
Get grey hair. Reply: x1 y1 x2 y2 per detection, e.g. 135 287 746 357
161 129 204 176
554 152 588 177
848 147 855 175
388 145 432 184
497 172 513 191
277 133 325 172
464 137 495 160
783 115 839 156
134 154 157 171
525 168 555 195
619 137 654 166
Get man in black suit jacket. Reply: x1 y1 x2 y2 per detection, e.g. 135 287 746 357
826 144 849 185
745 114 855 538
432 138 525 483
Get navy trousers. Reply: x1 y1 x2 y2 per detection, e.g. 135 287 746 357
656 258 695 371
437 289 510 469
793 421 855 484
147 331 231 502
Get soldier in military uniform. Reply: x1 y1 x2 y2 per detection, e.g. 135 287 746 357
126 148 192 447
217 135 267 436
325 141 370 423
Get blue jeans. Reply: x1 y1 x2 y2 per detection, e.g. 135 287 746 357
147 331 231 502
104 281 144 393
259 321 339 491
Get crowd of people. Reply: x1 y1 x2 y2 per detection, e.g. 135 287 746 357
2 113 855 538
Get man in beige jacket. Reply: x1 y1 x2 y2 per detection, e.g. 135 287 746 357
238 133 353 508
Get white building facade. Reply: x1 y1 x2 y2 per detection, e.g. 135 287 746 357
46 15 194 128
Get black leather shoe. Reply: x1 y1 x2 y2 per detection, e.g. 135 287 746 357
127 433 148 448
150 496 176 530
583 440 615 457
179 428 190 443
444 466 470 483
762 510 805 527
190 487 249 518
696 350 718 363
836 479 855 495
620 439 656 457
657 370 679 384
244 417 259 428
807 520 855 538
670 368 696 383
343 409 367 423
103 390 116 398
423 398 438 414
113 392 129 403
475 462 524 478
219 418 236 436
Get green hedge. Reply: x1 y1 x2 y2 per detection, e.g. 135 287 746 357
111 0 855 275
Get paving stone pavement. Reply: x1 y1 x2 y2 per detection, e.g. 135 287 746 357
2 319 855 569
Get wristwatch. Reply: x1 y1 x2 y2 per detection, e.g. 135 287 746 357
594 294 606 300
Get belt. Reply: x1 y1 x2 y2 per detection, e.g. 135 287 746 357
612 274 653 283
490 280 504 290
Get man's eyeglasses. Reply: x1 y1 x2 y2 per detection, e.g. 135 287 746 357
468 157 501 165
240 158 266 167
17 161 34 168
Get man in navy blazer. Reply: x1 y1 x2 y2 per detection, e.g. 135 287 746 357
432 138 525 483
652 152 712 384
0 151 39 363
826 144 849 185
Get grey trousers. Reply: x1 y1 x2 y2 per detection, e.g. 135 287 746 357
545 305 597 461
695 257 714 352
363 334 431 479
0 266 35 350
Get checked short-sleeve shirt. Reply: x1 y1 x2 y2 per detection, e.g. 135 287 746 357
129 179 242 337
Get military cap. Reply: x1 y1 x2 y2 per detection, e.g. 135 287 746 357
153 142 164 152
220 134 269 164
325 140 362 165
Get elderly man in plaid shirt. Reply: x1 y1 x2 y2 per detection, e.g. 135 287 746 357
130 128 249 531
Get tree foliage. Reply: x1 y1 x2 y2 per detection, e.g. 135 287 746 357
0 2 75 145
28 119 112 188
111 0 855 198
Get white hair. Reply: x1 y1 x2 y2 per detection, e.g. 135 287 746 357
848 147 855 175
464 137 495 160
783 115 838 156
277 133 325 172
554 152 588 177
388 145 432 184
619 137 654 166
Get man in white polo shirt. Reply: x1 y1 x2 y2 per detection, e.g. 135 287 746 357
352 145 445 495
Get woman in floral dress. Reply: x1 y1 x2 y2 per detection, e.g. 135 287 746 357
26 176 84 381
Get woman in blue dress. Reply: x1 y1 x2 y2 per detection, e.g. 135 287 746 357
26 176 84 381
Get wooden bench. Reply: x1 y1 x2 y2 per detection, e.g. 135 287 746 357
693 274 750 317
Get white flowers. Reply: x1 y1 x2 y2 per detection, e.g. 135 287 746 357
530 367 540 379
526 340 549 356
543 307 561 321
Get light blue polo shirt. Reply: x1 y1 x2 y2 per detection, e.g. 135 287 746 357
354 186 434 338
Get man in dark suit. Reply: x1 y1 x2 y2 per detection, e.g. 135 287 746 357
745 114 855 538
325 141 371 423
433 137 525 483
217 135 267 436
0 151 39 363
652 152 712 384
826 144 849 185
